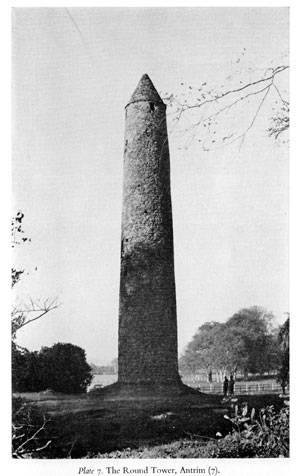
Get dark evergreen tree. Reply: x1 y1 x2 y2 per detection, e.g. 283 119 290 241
39 343 92 394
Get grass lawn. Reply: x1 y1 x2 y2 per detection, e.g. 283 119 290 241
13 389 284 458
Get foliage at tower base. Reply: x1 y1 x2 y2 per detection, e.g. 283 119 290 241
12 342 92 394
179 306 281 379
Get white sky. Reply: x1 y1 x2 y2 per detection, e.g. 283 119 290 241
12 7 289 365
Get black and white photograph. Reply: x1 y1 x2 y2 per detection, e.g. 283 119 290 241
9 4 292 469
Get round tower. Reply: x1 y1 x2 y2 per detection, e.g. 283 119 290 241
118 74 181 387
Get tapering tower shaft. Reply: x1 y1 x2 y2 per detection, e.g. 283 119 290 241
118 74 180 385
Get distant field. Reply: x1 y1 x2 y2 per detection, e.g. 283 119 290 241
90 374 283 395
184 378 283 395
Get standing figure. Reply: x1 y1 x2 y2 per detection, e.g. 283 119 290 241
223 376 228 397
228 374 235 396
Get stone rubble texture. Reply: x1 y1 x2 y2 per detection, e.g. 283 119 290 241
118 74 181 386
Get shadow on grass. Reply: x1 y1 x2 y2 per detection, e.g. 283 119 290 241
15 391 284 458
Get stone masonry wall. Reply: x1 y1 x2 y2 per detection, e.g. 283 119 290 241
118 76 180 385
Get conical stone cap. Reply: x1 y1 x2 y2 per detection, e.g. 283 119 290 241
126 74 165 107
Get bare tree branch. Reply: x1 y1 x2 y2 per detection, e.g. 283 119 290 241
13 413 52 458
162 63 289 150
11 299 61 340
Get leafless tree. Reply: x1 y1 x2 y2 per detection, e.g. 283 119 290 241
162 54 289 151
11 211 60 340
12 409 52 458
11 298 60 341
11 211 60 458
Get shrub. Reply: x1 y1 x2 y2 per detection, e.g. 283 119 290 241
39 343 92 394
12 342 93 394
12 344 45 392
206 404 289 457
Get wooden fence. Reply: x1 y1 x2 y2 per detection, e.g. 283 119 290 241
191 382 284 395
